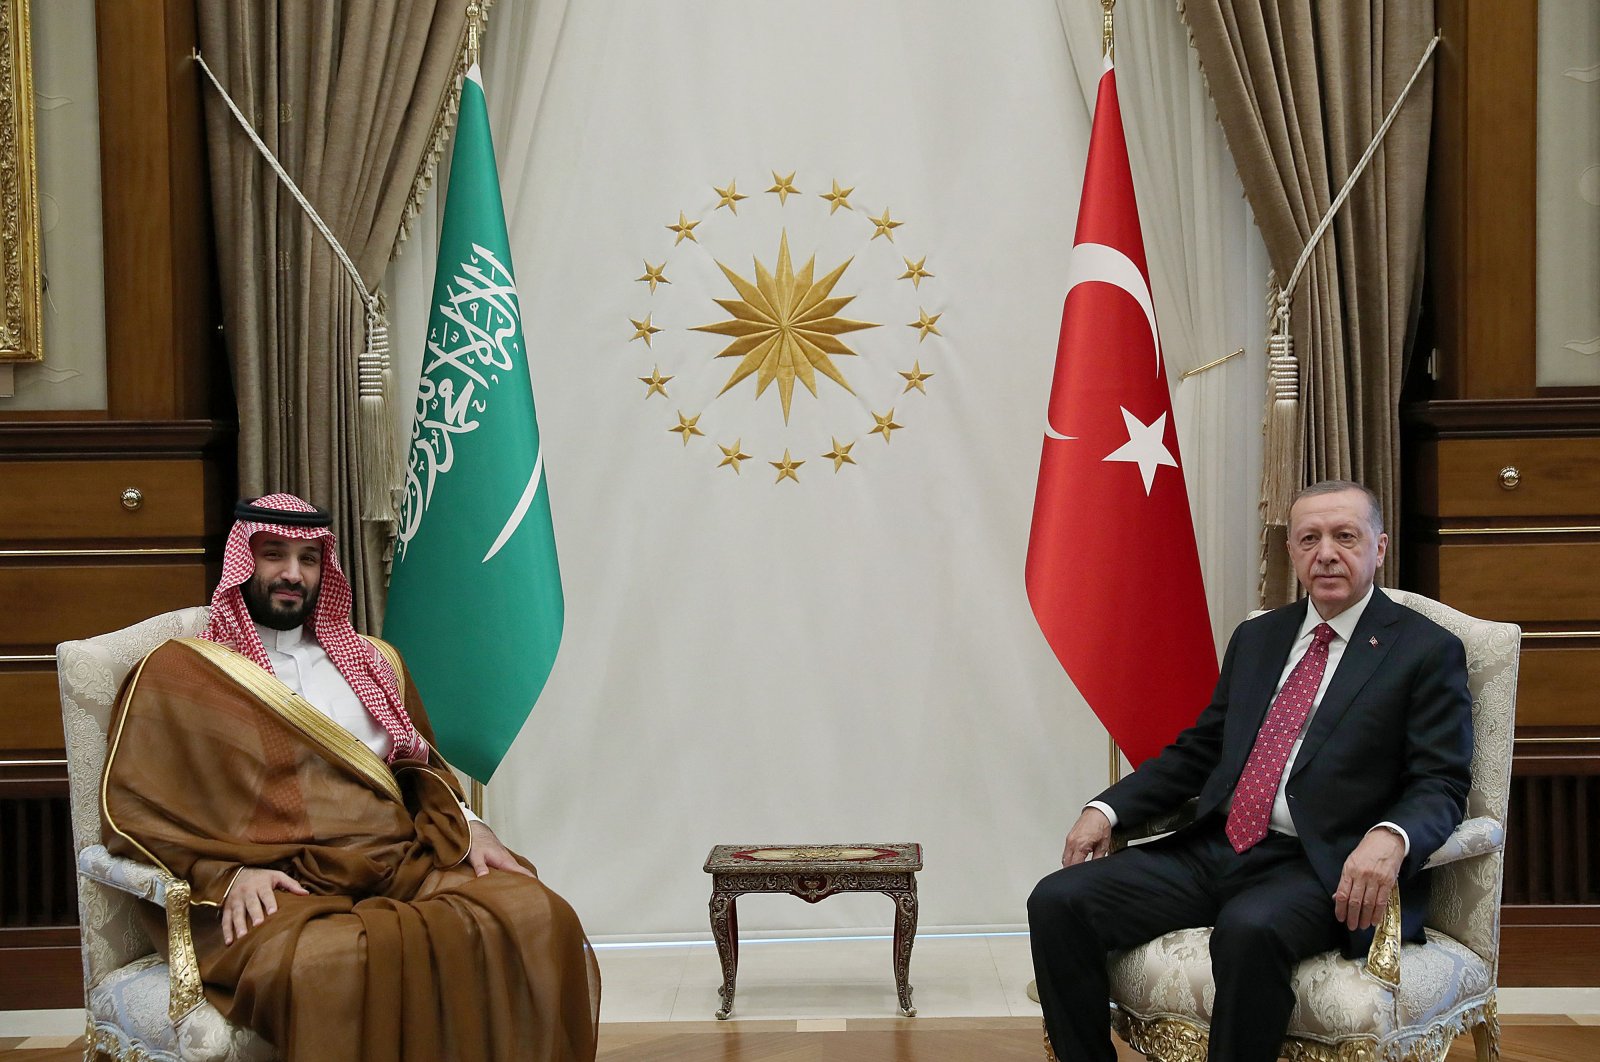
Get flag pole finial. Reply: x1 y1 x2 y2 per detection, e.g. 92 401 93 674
1101 0 1115 62
466 2 482 67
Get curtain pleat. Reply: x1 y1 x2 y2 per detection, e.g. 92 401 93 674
1182 1 1435 603
198 0 472 629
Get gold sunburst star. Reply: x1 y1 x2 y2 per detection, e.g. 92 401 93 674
639 366 673 398
637 261 670 292
767 170 800 203
669 411 705 445
868 207 904 241
691 230 880 423
823 437 857 472
718 438 753 473
713 180 748 214
899 256 933 288
771 449 804 483
899 361 935 393
870 408 904 443
630 313 663 346
908 308 943 342
819 179 855 214
667 211 701 244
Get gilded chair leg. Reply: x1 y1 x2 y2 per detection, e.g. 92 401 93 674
1471 1017 1500 1062
1042 1018 1059 1061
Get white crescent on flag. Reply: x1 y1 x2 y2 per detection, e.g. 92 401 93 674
1043 241 1162 440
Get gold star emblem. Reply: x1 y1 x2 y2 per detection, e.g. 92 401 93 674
899 361 935 393
637 261 670 292
868 207 903 241
822 437 856 472
819 179 855 214
766 170 800 204
908 308 943 342
666 211 701 245
771 449 804 483
639 366 673 398
898 255 933 288
718 438 753 473
669 411 704 446
629 313 663 346
870 409 904 443
692 230 879 423
713 180 748 214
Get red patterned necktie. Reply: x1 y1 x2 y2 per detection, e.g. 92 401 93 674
1225 622 1337 854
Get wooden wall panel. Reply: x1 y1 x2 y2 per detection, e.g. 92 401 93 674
0 459 208 542
1435 542 1600 623
1518 643 1600 729
94 0 218 421
0 672 64 751
1434 438 1600 517
0 564 208 650
1430 1 1538 399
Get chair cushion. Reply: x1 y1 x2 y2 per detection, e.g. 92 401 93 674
1109 927 1491 1046
87 953 276 1062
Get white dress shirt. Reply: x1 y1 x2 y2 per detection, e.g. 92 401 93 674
1088 587 1409 854
255 623 480 824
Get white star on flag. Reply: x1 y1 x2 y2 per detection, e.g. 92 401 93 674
1102 407 1178 494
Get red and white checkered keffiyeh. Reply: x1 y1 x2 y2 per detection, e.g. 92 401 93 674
200 493 426 762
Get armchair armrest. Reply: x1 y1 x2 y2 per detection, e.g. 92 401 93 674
77 845 207 1023
1422 816 1504 870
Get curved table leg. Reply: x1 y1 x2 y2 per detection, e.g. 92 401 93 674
886 884 918 1016
710 887 740 1019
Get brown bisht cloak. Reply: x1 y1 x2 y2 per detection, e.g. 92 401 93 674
101 637 599 1062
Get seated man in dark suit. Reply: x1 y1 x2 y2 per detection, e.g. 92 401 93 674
1028 480 1473 1062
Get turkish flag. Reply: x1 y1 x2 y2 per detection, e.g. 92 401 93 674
1025 60 1217 768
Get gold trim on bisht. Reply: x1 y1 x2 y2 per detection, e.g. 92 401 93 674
177 638 403 804
100 649 190 889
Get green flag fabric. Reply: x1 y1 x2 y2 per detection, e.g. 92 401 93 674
383 65 562 783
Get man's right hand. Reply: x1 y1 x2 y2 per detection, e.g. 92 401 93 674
221 868 309 945
1060 806 1113 867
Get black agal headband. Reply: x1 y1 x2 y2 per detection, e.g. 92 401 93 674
233 497 333 529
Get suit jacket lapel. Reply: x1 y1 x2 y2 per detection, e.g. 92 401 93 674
1289 590 1403 780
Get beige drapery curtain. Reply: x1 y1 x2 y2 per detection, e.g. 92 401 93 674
1180 2 1436 603
198 1 474 629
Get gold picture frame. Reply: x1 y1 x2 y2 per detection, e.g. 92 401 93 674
0 0 41 364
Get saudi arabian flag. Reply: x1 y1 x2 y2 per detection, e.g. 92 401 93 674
383 65 562 783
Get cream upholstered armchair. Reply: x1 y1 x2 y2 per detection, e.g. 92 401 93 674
1101 590 1520 1062
59 608 276 1062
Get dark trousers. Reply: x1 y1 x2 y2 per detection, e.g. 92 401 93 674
1027 821 1340 1062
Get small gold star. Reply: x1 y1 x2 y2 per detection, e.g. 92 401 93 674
898 255 933 288
669 411 704 446
666 211 701 244
908 308 943 342
771 449 804 483
767 170 800 204
822 437 857 472
639 366 673 398
630 313 663 346
899 361 935 393
868 207 903 241
819 179 855 214
718 439 753 473
870 409 904 443
713 180 748 214
637 261 670 292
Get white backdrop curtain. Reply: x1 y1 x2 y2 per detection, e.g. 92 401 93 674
385 0 1265 938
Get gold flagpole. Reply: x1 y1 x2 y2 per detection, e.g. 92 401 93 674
470 778 485 818
1102 0 1119 790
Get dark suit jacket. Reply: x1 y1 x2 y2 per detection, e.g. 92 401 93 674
1096 589 1474 955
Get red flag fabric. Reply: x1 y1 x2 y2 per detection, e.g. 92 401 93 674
1025 59 1217 768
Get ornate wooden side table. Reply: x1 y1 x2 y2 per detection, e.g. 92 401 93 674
702 842 923 1019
